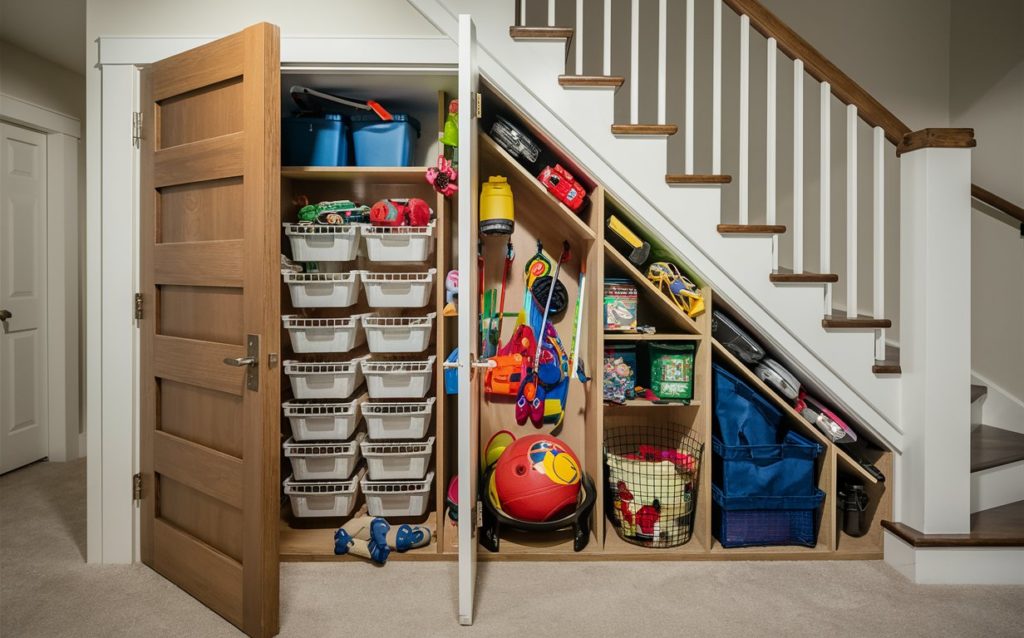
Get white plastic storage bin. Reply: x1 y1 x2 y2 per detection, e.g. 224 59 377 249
283 223 361 262
283 468 365 518
360 436 435 480
284 356 368 400
360 269 436 308
283 271 363 308
361 356 436 399
282 394 366 442
284 433 365 481
362 313 435 353
362 398 435 440
361 472 434 518
362 224 435 262
282 313 373 354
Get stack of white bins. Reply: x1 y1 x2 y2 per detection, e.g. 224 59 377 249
280 217 438 520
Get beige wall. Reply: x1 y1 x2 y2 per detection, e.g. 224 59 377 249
0 40 85 121
949 0 1024 400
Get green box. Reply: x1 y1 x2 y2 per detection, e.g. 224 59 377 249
649 342 695 401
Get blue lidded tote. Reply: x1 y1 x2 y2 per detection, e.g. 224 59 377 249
712 363 782 446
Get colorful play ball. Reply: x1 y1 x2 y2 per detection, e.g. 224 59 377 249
493 434 581 522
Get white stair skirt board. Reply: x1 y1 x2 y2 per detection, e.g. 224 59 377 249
406 0 902 452
884 532 1024 585
971 461 1024 513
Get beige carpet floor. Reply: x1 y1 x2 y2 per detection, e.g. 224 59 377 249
2 459 1022 637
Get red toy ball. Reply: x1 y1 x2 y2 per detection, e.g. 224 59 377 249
493 434 582 522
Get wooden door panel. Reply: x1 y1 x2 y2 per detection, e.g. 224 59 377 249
140 22 280 638
159 178 245 243
159 380 243 457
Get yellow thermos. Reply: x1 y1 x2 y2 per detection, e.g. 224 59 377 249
479 176 515 235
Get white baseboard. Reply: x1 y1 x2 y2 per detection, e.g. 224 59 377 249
972 371 1024 434
885 531 1024 584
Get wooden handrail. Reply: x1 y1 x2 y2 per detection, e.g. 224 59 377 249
973 185 1024 225
721 0 1024 226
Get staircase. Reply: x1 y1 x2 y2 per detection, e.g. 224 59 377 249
408 0 1024 582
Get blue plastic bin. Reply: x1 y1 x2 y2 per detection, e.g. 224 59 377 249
712 431 822 498
282 114 350 166
712 363 782 446
350 114 421 166
712 485 824 548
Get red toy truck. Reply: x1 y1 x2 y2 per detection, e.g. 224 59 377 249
538 164 587 213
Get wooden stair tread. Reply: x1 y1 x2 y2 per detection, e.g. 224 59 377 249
559 75 624 88
872 344 901 374
822 312 892 329
509 26 574 40
971 384 988 403
665 174 733 184
611 124 679 136
769 267 838 283
882 500 1024 547
971 424 1024 472
717 224 786 234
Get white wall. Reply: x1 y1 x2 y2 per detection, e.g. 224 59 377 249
949 0 1024 402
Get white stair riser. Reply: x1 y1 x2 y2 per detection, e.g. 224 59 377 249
971 461 1024 513
885 532 1024 585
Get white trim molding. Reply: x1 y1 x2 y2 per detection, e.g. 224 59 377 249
0 93 81 139
885 532 1024 585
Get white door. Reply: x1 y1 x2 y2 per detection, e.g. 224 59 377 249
0 122 48 474
456 13 481 627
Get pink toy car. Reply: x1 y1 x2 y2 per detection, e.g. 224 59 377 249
538 164 587 212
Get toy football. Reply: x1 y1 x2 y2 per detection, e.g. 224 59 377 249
493 434 581 522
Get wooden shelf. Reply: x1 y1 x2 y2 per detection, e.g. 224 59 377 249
606 399 702 408
478 133 596 246
708 540 829 557
711 338 879 485
603 333 701 341
603 240 700 334
281 166 430 184
601 520 709 557
477 528 601 560
279 512 447 562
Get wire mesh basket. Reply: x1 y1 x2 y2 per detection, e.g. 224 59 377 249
604 424 704 548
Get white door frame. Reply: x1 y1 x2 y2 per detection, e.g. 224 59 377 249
0 94 81 467
87 34 457 563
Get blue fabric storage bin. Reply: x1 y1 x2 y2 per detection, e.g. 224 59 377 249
712 484 824 547
282 114 350 166
712 363 782 445
350 114 421 166
712 431 822 497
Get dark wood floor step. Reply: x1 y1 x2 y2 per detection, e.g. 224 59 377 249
509 26 574 40
769 268 838 284
611 124 679 136
666 174 733 185
559 74 624 88
717 224 786 235
972 424 1024 472
972 384 988 403
882 499 1024 547
873 344 901 374
822 312 892 329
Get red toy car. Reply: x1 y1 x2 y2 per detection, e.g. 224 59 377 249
538 164 587 213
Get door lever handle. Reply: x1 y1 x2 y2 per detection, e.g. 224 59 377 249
223 356 256 367
472 359 496 369
0 309 11 321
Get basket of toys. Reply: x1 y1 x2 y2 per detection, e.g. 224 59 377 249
604 423 704 548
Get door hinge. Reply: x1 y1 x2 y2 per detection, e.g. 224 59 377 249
471 92 482 119
133 473 142 503
132 111 143 149
134 292 143 321
476 499 483 528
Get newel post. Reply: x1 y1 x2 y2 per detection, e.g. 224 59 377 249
897 128 976 534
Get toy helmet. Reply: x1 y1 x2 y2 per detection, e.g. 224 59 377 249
479 176 515 235
441 99 459 147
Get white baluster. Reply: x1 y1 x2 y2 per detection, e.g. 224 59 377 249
846 104 858 318
631 0 639 125
712 0 722 174
767 37 777 269
873 126 886 359
685 0 695 172
658 0 667 125
521 0 527 27
603 0 612 76
821 82 832 312
793 59 804 274
739 15 750 224
575 0 584 74
549 0 555 27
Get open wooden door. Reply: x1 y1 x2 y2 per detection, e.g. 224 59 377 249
138 23 281 638
456 13 481 627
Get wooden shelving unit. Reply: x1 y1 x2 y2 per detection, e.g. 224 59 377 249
281 166 430 183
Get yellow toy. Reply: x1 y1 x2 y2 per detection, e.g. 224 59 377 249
646 262 705 318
